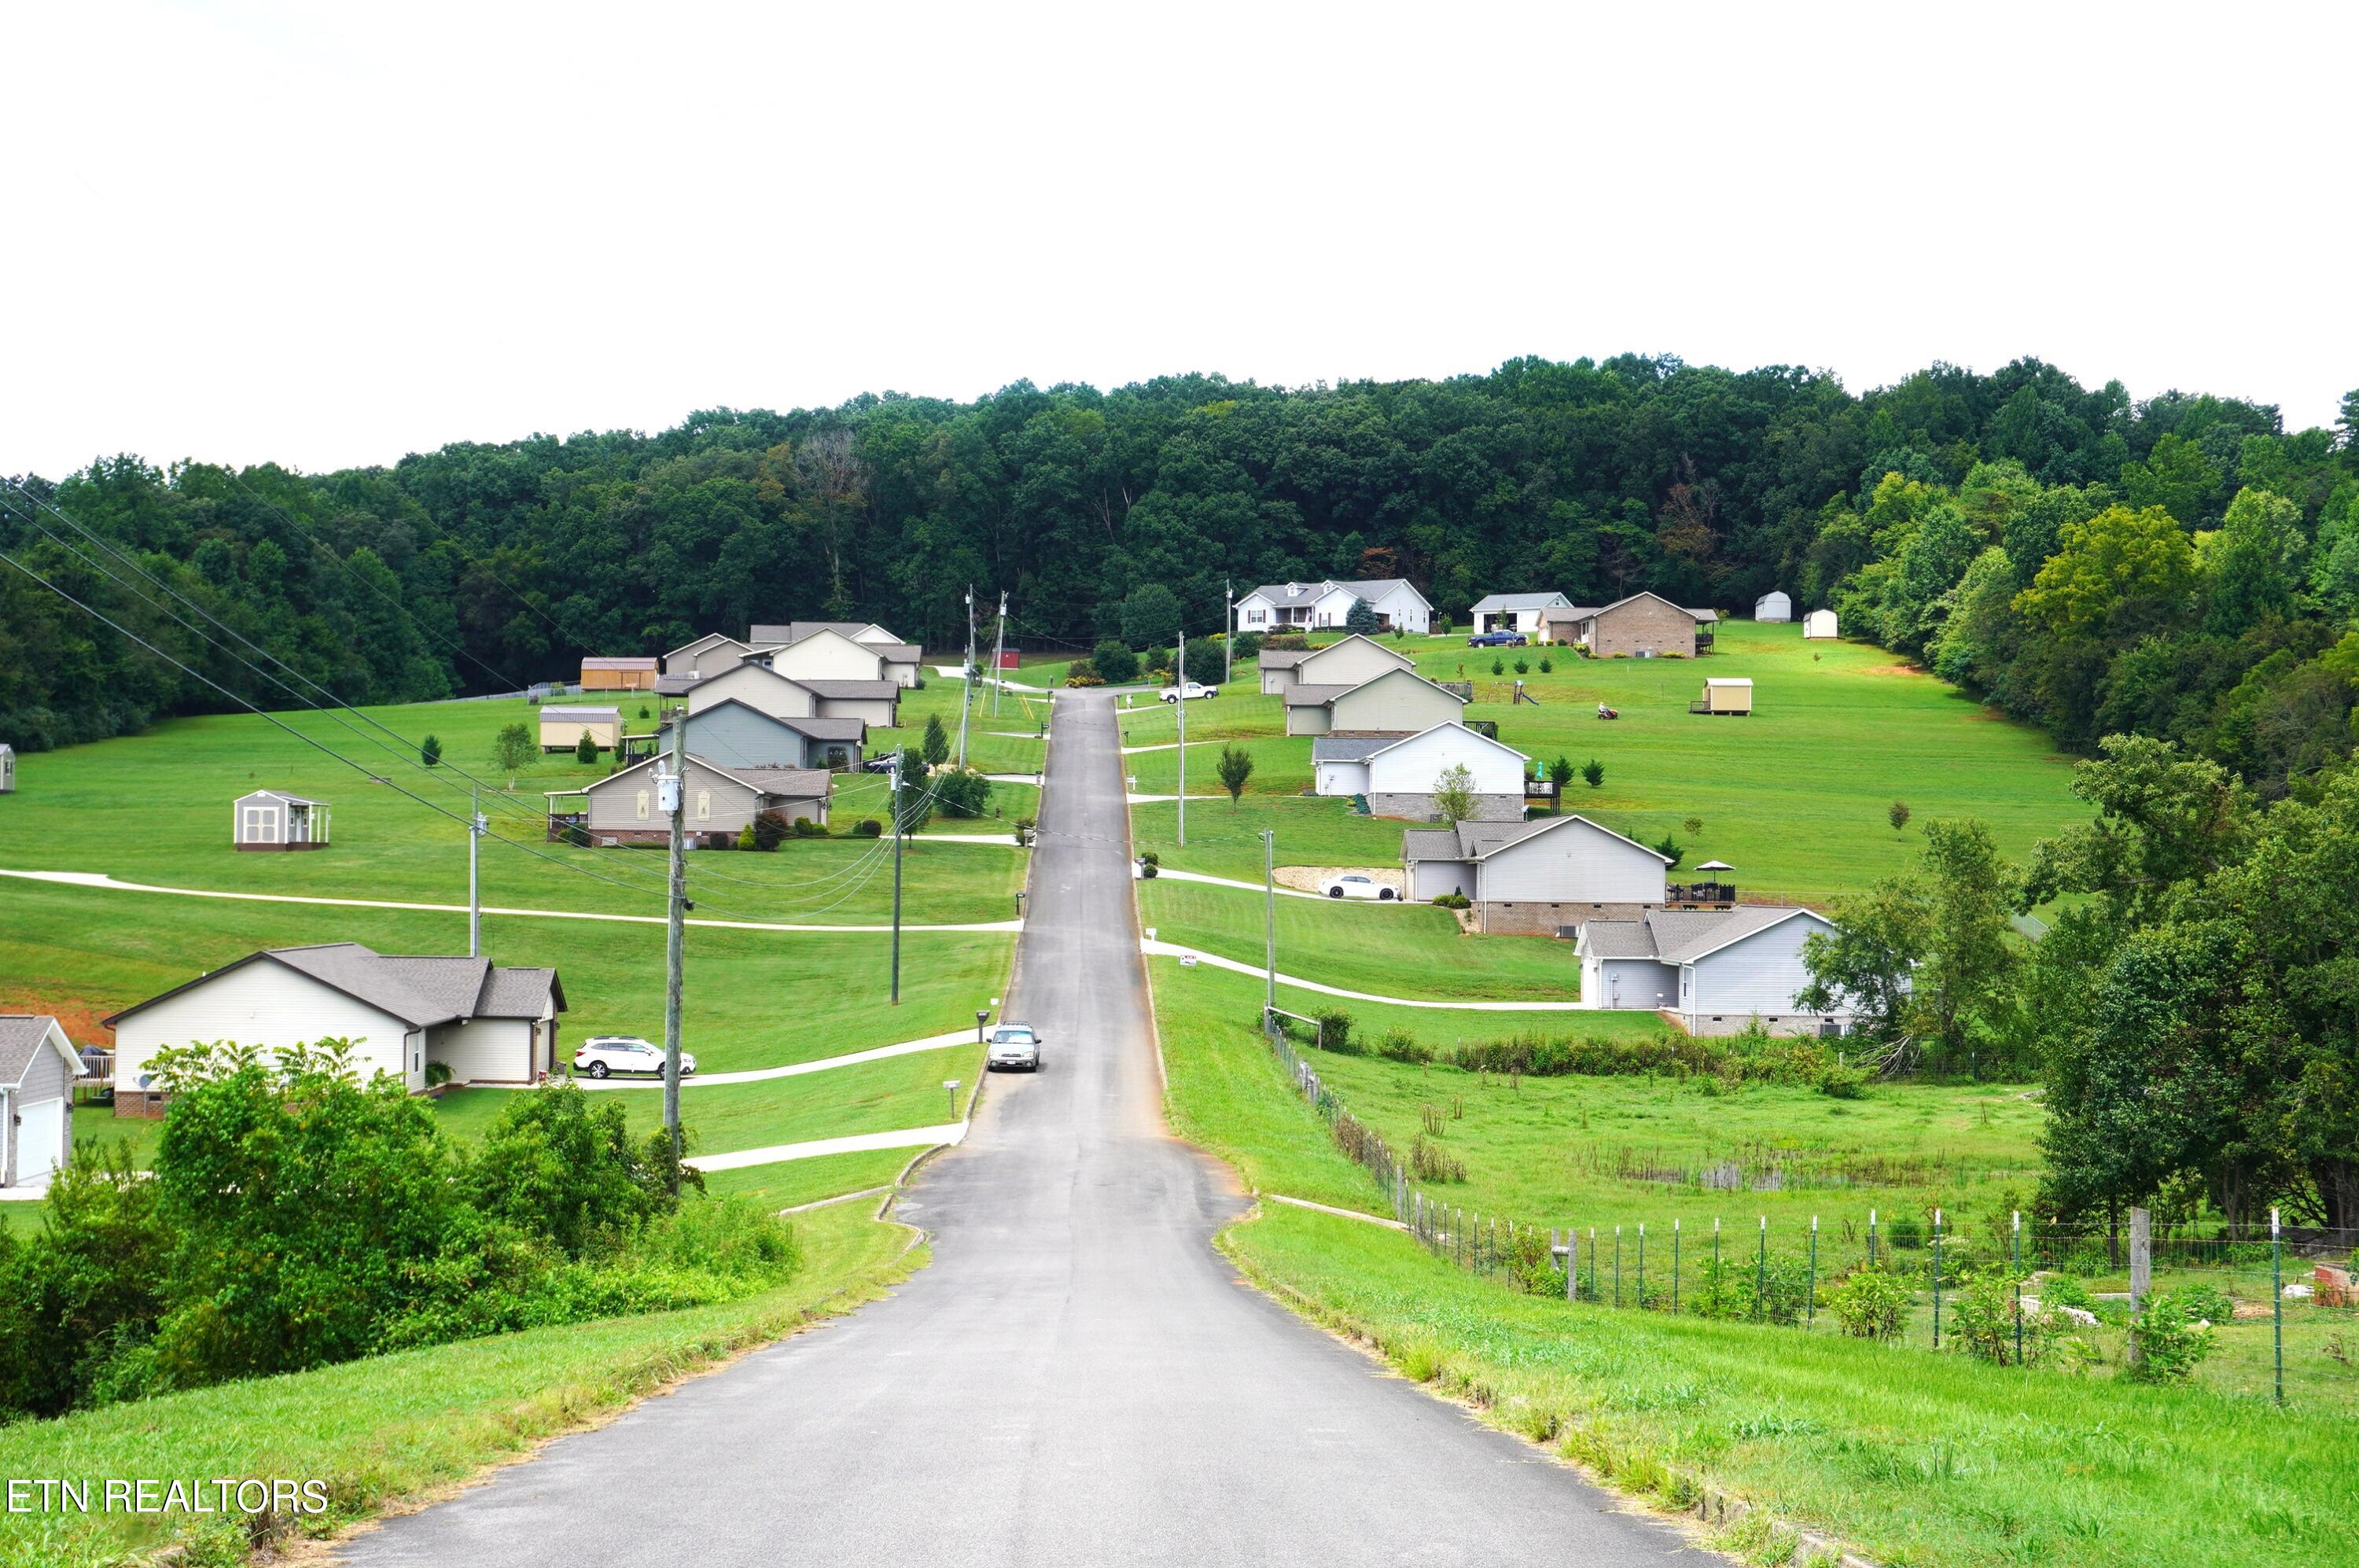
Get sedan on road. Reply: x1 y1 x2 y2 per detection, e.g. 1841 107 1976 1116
985 1024 1043 1072
1159 680 1219 703
573 1035 697 1079
1321 874 1398 900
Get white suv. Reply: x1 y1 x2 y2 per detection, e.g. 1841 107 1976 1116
573 1035 697 1079
985 1024 1043 1072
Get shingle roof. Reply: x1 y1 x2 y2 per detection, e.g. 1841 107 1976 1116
1312 733 1413 762
1576 906 1823 963
1560 591 1718 624
1403 815 1657 863
0 1015 78 1089
734 767 833 799
866 642 923 663
1400 828 1467 862
655 673 701 695
1469 591 1570 613
270 946 491 1027
797 679 898 701
1283 683 1356 707
545 706 620 722
1573 920 1660 959
581 657 659 671
774 716 867 741
1257 649 1314 669
478 967 563 1019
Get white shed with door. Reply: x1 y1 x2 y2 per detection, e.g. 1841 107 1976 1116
1754 591 1792 622
1802 609 1838 639
233 789 330 850
0 742 15 793
0 1015 84 1187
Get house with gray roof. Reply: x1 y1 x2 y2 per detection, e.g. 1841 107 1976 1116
1468 591 1573 641
105 944 567 1113
1314 722 1529 821
1235 578 1432 636
1572 906 1850 1035
662 632 753 681
0 1015 84 1187
1542 591 1719 658
1286 667 1466 737
571 753 831 848
1257 632 1415 697
676 699 865 772
748 622 924 686
1400 812 1670 934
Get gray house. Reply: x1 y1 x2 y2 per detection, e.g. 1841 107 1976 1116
578 753 830 847
678 699 865 771
1285 667 1467 737
685 663 900 730
1257 632 1414 697
661 632 753 681
0 1015 83 1187
1573 906 1849 1035
1400 813 1670 934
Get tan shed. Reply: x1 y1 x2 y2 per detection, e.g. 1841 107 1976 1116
580 657 659 691
1691 678 1754 716
539 706 622 753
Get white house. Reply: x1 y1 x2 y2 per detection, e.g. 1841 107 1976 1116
1257 633 1415 696
105 944 566 1114
0 1015 84 1187
1400 813 1670 934
1313 723 1529 822
1235 578 1432 636
1754 591 1793 622
749 622 923 686
1285 667 1467 738
233 789 329 851
1803 609 1839 639
1468 591 1573 640
1573 906 1852 1035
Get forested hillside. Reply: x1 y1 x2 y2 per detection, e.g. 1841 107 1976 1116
5 356 2356 789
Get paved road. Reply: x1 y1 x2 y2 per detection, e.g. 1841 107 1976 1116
338 691 1687 1566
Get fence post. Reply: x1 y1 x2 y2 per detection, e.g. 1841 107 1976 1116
1614 1225 1623 1307
2011 1211 2022 1367
1807 1216 1818 1330
1638 1222 1647 1309
2127 1206 2151 1367
1868 1207 1877 1270
1755 1216 1767 1323
1713 1215 1721 1283
1588 1227 1597 1301
1673 1217 1682 1313
2272 1207 2284 1406
1567 1229 1578 1302
1931 1208 1945 1350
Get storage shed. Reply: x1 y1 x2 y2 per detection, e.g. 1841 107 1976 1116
1754 591 1792 623
1690 678 1754 716
234 789 329 849
0 742 14 793
580 657 660 691
1802 609 1838 639
0 1015 84 1187
540 705 622 753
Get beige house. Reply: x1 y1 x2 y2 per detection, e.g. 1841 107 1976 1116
577 753 830 848
106 944 565 1113
1400 813 1671 935
0 1015 83 1187
751 622 924 687
1257 633 1415 697
539 705 622 753
1286 667 1467 737
1545 591 1717 658
661 633 753 681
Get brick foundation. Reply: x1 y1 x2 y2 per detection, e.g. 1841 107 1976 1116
1367 792 1522 823
1478 900 1654 936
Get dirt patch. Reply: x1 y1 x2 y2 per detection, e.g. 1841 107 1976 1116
0 994 114 1043
1274 865 1406 896
1853 663 1925 678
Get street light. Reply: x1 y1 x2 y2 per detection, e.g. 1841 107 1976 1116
944 1079 962 1121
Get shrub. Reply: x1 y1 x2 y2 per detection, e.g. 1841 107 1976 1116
1262 633 1308 651
934 767 992 820
1885 1215 1926 1250
1376 1027 1432 1064
1583 759 1604 789
1410 1133 1467 1183
1063 659 1104 687
574 731 598 764
1827 1265 1910 1340
1948 1265 2059 1364
2127 1294 2217 1381
1091 639 1140 685
1490 657 1505 675
1537 656 1552 673
421 733 443 767
854 817 883 837
1138 859 1158 878
1139 850 1160 866
639 705 651 719
1312 1008 1357 1054
2175 1281 2236 1324
752 808 792 850
1689 1253 1813 1326
737 823 757 851
425 1061 453 1088
1431 891 1471 910
1230 630 1263 661
789 816 826 837
1512 657 1530 675
462 1081 678 1260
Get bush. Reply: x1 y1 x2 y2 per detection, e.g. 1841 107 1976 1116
1512 657 1529 675
1490 657 1505 675
1312 1008 1357 1054
1376 1027 1433 1064
1582 759 1604 789
2174 1281 2236 1324
421 733 443 767
790 816 826 837
1091 639 1140 685
853 817 882 837
1886 1215 1926 1251
574 732 599 764
1431 891 1471 910
1230 631 1263 661
1688 1253 1813 1326
1262 633 1307 651
1948 1265 2059 1364
1063 659 1104 687
1138 859 1158 878
425 1061 453 1088
1139 850 1160 866
752 808 792 850
1410 1133 1467 1183
462 1081 678 1260
2127 1293 2217 1381
933 767 992 818
1537 657 1552 673
1827 1265 1910 1340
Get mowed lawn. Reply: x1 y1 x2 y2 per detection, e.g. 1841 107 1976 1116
0 694 1027 924
1131 624 2088 904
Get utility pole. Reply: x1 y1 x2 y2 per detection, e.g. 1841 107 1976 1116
467 787 487 958
990 590 1008 717
1176 626 1187 848
889 750 905 1004
1261 827 1276 1020
956 584 977 770
1224 578 1233 685
659 719 687 1180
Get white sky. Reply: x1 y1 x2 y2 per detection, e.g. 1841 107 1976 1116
5 0 2353 478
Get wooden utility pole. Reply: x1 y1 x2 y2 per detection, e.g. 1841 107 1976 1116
467 787 486 958
956 584 976 769
990 590 1008 717
1261 827 1276 1018
1176 628 1187 848
889 749 905 1004
661 719 687 1176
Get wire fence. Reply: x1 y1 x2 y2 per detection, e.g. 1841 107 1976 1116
1262 1014 2359 1411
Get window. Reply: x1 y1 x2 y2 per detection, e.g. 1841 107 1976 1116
635 790 650 820
695 790 711 821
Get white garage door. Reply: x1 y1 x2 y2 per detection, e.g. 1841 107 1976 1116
16 1096 64 1184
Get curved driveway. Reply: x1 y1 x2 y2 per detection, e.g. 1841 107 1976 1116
337 691 1686 1566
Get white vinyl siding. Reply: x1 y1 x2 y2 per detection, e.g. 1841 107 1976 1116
1684 915 1832 1021
1591 957 1680 1011
1476 819 1667 904
1315 760 1371 797
1327 673 1464 735
1409 858 1475 901
766 630 888 683
112 963 419 1095
1296 638 1415 688
1364 727 1525 797
429 1016 539 1086
686 664 819 720
813 696 899 729
683 705 816 770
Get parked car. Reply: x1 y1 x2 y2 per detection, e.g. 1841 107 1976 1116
573 1035 697 1078
985 1023 1043 1072
1466 631 1527 647
1321 874 1398 900
1160 680 1219 703
861 754 896 773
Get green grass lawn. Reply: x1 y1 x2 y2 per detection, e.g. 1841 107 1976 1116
0 878 1011 1076
0 1201 917 1568
867 675 1055 778
1224 1205 2357 1568
1132 793 1420 883
432 1043 982 1158
697 1146 922 1209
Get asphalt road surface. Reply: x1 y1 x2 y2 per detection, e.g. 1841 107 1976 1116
339 690 1690 1566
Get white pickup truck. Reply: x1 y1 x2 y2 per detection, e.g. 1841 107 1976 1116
1159 680 1219 703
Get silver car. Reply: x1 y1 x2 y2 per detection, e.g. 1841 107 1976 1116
985 1024 1043 1072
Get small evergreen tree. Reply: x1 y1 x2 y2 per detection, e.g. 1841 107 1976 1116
1345 598 1379 636
922 714 950 767
420 733 442 767
1216 744 1254 806
574 731 598 764
1582 759 1604 789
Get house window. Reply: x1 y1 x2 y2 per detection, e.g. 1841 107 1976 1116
1247 609 1265 624
635 790 650 820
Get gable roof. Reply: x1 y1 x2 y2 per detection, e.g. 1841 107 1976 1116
1327 667 1468 710
584 751 833 803
543 706 620 723
681 698 865 742
235 789 322 807
1469 591 1571 613
795 678 898 701
664 631 749 662
1555 591 1717 624
654 672 701 696
103 944 565 1030
750 620 907 649
1282 683 1357 708
1256 649 1314 670
1311 732 1415 762
1241 576 1429 610
0 1016 83 1089
1401 813 1669 865
580 657 660 672
1300 634 1416 675
1576 906 1831 965
1364 721 1527 767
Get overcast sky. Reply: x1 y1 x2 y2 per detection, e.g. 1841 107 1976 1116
6 1 2353 479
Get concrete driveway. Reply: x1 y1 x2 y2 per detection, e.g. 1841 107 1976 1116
336 690 1688 1566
